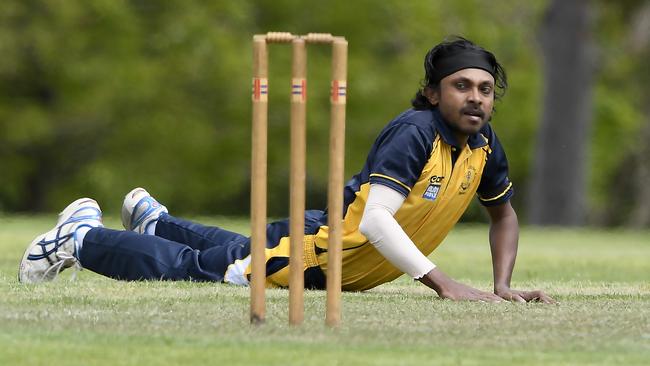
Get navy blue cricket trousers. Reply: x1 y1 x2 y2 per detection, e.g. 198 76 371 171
78 213 252 282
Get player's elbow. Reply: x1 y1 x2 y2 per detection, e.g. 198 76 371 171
359 205 389 243
359 211 373 239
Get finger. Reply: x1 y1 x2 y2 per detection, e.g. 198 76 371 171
537 292 557 304
471 289 503 303
499 292 521 302
506 293 527 303
466 290 486 302
514 295 526 303
483 293 504 303
469 293 489 302
520 290 542 302
470 292 496 302
521 290 556 304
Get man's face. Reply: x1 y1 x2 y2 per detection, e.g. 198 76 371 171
428 68 495 137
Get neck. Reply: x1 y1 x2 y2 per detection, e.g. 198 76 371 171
453 132 469 148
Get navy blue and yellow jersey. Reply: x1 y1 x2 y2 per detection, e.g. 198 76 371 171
253 108 513 291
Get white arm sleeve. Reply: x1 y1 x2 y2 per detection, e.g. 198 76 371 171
358 183 436 279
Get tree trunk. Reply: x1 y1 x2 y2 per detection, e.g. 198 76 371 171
629 120 650 227
628 2 650 228
528 0 595 226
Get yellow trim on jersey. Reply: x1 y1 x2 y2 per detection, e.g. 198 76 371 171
303 235 319 268
478 182 513 202
368 173 411 192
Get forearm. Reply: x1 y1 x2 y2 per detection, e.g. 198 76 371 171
487 202 519 291
485 203 557 304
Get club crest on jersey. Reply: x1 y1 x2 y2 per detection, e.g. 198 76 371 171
459 166 477 194
423 175 444 202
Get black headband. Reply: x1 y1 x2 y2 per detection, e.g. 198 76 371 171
430 49 496 84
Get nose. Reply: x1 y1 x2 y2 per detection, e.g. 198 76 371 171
468 87 482 105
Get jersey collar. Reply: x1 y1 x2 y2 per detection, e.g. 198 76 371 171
431 108 489 149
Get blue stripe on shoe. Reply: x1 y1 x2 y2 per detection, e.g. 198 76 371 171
27 208 101 261
130 197 159 230
27 233 73 260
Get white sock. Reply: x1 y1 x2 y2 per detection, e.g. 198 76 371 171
144 220 158 236
74 226 92 255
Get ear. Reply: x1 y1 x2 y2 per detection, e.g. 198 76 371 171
423 86 439 106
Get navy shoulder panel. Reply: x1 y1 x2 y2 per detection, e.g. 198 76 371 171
477 123 514 206
366 109 437 196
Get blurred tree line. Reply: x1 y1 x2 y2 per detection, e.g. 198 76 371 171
0 0 647 227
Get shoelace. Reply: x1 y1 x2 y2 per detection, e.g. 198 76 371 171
41 251 82 282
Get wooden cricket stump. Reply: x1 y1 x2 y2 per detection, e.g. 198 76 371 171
250 32 347 327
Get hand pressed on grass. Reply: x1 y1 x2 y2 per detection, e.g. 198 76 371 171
419 267 503 302
494 285 557 304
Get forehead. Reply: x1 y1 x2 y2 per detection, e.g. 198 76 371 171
442 68 494 84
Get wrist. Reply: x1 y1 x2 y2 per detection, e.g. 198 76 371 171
419 267 452 295
494 283 510 294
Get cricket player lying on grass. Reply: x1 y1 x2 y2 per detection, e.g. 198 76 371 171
19 37 554 304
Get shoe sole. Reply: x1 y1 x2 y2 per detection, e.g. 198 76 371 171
18 232 48 283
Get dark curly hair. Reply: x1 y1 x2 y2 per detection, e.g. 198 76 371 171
411 36 507 110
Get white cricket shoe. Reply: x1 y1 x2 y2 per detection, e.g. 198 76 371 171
121 187 168 234
19 198 103 284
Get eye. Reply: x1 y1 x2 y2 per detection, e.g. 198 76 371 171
455 81 466 90
480 85 493 95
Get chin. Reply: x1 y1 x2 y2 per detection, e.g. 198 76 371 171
459 124 484 135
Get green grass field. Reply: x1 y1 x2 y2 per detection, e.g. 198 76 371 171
0 215 648 365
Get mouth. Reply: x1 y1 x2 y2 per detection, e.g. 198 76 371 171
461 108 485 123
463 112 483 123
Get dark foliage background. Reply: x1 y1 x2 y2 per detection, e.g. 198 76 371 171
0 0 648 226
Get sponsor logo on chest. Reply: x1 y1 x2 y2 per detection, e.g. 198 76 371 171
423 175 444 202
